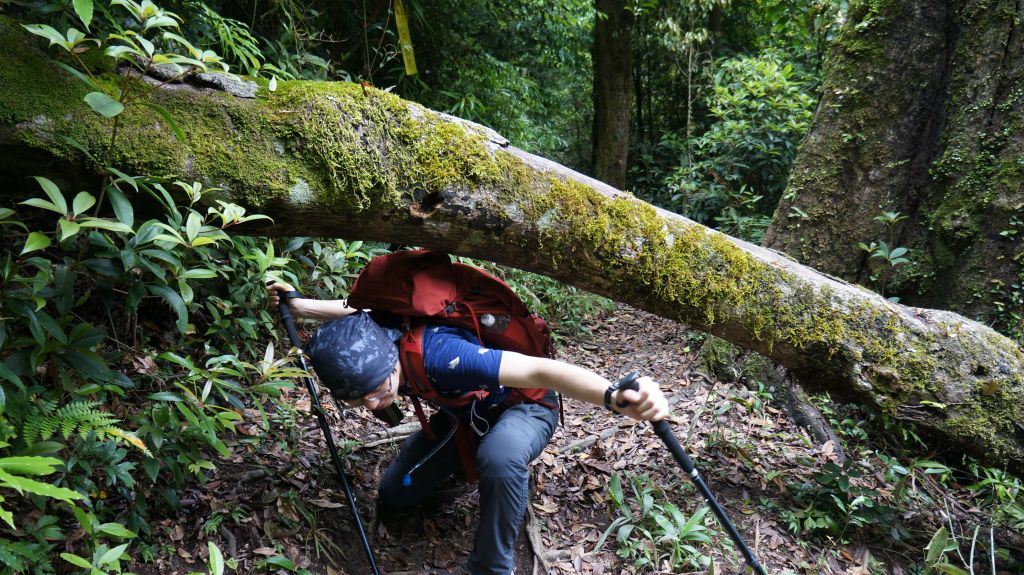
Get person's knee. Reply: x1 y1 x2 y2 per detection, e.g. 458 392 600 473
476 446 529 483
379 465 423 509
379 480 421 509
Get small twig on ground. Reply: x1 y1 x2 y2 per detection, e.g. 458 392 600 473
218 525 237 557
557 426 618 454
238 468 270 483
357 421 421 450
359 433 415 449
527 477 554 575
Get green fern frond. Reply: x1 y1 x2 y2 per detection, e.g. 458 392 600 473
21 401 148 453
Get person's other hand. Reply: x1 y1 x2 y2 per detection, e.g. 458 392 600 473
266 280 298 311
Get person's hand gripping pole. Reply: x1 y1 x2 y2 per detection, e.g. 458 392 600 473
616 372 769 575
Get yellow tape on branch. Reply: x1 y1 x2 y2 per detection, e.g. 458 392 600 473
395 0 417 76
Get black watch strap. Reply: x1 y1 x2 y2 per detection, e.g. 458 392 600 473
604 381 622 412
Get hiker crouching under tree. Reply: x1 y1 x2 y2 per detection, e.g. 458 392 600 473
267 277 668 575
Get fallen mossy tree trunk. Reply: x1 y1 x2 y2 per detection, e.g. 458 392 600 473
1 18 1022 474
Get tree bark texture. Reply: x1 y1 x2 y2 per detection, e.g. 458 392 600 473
1 17 1023 473
765 0 1024 324
591 0 633 188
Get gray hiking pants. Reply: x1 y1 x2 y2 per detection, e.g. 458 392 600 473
379 394 558 575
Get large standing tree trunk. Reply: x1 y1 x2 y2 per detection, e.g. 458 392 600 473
591 0 633 188
764 0 1024 331
1 17 1023 474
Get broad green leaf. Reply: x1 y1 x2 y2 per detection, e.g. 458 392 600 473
208 542 224 575
185 212 202 242
153 233 186 246
63 350 114 382
79 219 135 234
97 522 137 539
84 92 124 118
61 553 94 569
98 543 129 566
111 0 145 20
141 102 186 142
21 24 66 48
36 310 66 344
52 61 103 92
105 45 140 61
263 555 295 569
58 219 81 242
138 36 155 57
156 352 196 370
925 526 950 563
33 177 68 213
0 505 13 530
190 236 219 248
69 322 106 348
148 285 187 335
162 32 197 55
179 268 217 280
72 191 96 216
106 186 134 227
0 467 84 502
20 232 52 255
107 167 139 191
178 279 194 306
144 15 179 31
139 248 182 268
148 392 184 402
17 441 63 456
143 457 160 482
0 456 62 475
73 0 94 29
20 198 66 215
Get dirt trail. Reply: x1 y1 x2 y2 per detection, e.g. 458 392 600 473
135 305 1022 575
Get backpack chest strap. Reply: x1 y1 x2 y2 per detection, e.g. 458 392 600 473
398 324 480 482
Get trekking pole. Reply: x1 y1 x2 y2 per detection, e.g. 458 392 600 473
617 372 768 575
272 287 381 575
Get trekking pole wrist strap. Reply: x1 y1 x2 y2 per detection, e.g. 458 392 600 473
606 372 640 413
280 290 304 301
603 382 622 412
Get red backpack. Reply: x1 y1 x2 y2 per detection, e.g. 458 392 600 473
347 249 557 481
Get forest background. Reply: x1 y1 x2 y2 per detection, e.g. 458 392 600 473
0 0 1021 573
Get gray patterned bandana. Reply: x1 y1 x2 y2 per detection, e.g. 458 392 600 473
305 311 399 400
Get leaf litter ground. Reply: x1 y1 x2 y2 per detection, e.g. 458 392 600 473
132 304 1024 575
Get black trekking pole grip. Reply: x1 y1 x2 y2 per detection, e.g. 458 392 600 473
615 372 768 575
270 285 382 575
276 299 301 348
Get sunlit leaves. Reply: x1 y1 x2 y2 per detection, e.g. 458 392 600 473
19 177 135 245
211 200 273 227
20 232 52 255
73 0 94 29
71 191 96 216
23 177 67 214
0 456 84 529
84 92 125 118
21 25 99 53
111 0 181 31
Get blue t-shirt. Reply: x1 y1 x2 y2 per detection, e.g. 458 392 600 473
420 325 508 405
